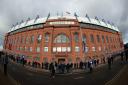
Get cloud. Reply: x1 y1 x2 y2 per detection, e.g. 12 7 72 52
0 0 128 45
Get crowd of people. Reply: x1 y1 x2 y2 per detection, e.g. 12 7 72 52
0 49 128 78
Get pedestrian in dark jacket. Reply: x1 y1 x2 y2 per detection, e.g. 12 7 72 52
121 52 124 62
107 57 111 70
3 53 9 76
49 63 56 78
84 61 87 70
89 61 93 73
66 63 70 73
42 62 44 69
79 61 83 69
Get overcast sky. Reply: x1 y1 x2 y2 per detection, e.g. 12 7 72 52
0 0 128 47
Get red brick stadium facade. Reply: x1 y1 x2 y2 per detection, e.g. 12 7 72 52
3 15 124 64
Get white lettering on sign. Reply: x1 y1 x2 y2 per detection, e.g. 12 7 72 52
49 21 75 25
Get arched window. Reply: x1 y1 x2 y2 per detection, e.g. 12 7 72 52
74 32 79 43
54 34 70 43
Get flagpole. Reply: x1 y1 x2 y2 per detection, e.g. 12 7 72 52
46 12 50 21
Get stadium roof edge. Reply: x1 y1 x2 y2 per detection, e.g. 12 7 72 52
8 16 120 33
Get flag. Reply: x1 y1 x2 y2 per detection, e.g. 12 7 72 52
95 16 101 24
85 14 91 22
34 15 40 23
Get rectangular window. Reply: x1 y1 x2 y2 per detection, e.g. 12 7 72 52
45 33 49 43
85 47 89 53
20 47 22 51
30 47 32 52
62 47 66 52
98 46 101 51
75 46 80 52
44 47 48 52
25 47 27 51
53 47 56 52
36 47 40 52
57 47 61 52
92 47 96 51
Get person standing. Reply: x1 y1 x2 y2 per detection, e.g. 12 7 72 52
22 55 25 66
107 56 111 70
3 53 9 76
41 62 44 69
84 61 87 70
49 62 56 78
66 63 70 73
89 61 93 73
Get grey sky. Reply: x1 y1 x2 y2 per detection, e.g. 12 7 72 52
0 0 128 46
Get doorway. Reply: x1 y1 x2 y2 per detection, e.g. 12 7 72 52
58 58 65 64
